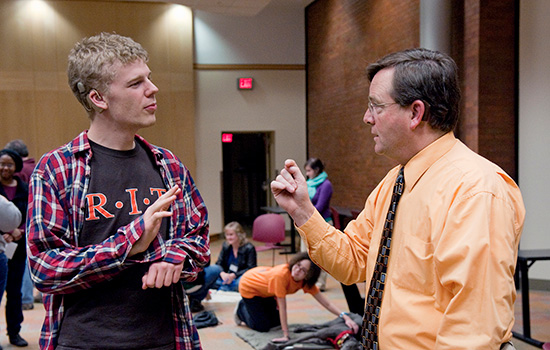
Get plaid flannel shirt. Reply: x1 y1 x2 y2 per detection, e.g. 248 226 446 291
26 131 210 350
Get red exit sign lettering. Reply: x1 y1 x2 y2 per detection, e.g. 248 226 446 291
222 133 233 143
238 77 253 90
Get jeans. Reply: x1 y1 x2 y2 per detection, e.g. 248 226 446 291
236 297 280 332
215 274 242 292
21 262 34 304
189 264 223 301
0 253 8 305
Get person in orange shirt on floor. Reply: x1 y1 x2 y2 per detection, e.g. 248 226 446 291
235 252 358 343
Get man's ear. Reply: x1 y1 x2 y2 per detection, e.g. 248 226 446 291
409 100 426 130
87 89 107 113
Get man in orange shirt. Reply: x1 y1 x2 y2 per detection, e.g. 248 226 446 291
271 48 524 349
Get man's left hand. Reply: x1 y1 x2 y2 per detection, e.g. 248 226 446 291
142 261 184 289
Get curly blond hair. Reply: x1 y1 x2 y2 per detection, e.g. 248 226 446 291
67 32 149 112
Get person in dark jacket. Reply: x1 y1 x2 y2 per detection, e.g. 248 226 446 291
4 139 38 311
0 149 29 347
188 222 256 312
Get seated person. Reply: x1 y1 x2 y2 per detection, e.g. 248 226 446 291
188 221 256 311
235 252 358 343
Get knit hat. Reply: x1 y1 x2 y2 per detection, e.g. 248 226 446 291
0 149 23 173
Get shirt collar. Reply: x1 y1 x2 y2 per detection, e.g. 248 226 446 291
403 132 457 192
66 131 164 164
67 130 91 155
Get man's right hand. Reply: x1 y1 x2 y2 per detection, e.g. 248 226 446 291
270 159 315 227
129 186 181 257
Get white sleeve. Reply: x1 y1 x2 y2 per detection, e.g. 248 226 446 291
0 195 22 232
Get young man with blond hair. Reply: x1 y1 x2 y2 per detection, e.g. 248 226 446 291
27 32 209 350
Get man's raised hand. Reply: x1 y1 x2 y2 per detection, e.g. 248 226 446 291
129 186 181 257
270 159 315 227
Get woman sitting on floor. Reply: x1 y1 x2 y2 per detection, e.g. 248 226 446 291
235 252 358 342
188 221 256 312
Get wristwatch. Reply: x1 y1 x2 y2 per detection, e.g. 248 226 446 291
339 311 350 318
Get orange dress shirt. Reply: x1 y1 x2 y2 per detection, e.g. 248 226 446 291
298 132 525 350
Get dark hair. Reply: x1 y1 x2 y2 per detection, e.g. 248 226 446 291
0 149 23 173
4 139 29 158
305 158 324 174
366 48 461 133
288 252 321 288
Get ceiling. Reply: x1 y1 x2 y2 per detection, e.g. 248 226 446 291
116 0 315 17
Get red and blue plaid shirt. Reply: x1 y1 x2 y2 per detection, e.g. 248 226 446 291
26 131 210 350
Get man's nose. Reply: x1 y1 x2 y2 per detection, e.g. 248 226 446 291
363 109 374 125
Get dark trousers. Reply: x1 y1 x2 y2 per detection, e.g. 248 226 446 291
237 296 280 332
341 283 365 315
6 249 26 336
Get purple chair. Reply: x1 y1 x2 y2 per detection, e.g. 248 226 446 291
252 213 286 265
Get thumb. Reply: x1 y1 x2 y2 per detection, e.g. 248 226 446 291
142 272 149 290
286 160 308 187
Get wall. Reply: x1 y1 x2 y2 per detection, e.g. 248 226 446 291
194 4 305 64
306 0 420 209
0 1 196 172
193 3 307 234
307 0 549 285
519 0 550 281
458 0 518 180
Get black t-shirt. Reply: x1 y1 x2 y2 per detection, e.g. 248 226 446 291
56 140 174 350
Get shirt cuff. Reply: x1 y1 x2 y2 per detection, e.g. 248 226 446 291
297 210 329 240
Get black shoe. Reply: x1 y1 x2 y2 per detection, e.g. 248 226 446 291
9 334 28 347
34 293 43 303
22 303 34 310
190 298 204 313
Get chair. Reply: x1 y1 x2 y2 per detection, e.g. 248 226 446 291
252 213 287 265
329 206 341 229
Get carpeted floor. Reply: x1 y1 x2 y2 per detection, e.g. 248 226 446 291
235 324 318 350
1 234 548 349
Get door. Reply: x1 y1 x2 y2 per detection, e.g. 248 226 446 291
222 132 271 227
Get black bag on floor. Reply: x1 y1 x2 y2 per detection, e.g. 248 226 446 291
193 310 219 329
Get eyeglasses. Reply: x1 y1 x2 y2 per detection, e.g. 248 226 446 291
295 262 309 274
367 99 399 115
0 163 15 169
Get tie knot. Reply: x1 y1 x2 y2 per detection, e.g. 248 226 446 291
395 167 404 195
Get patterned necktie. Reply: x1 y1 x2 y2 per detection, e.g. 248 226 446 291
361 166 405 349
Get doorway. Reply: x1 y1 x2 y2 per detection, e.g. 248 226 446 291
222 132 272 228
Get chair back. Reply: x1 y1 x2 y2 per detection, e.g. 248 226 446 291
329 206 341 229
252 213 286 244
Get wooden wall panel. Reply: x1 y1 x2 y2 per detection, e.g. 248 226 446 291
0 1 196 173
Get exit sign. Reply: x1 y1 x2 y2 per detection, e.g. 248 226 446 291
222 133 233 143
237 77 253 90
